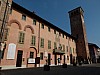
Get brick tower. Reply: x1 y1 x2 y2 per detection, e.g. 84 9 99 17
0 0 12 43
68 7 90 63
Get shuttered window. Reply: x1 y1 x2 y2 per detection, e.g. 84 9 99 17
19 32 25 44
31 36 36 46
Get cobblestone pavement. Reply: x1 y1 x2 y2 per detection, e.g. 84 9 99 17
0 64 100 75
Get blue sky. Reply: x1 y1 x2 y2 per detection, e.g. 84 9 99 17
13 0 100 47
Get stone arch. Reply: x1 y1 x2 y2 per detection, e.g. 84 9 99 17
8 19 22 30
24 25 34 34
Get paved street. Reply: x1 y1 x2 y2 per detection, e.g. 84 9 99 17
0 64 100 75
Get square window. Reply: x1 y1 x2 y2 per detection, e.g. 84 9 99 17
22 14 26 21
48 27 50 32
41 24 44 29
54 30 56 34
33 19 36 25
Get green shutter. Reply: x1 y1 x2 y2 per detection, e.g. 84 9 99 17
40 38 44 48
19 32 22 43
19 32 25 44
54 42 57 49
31 36 36 46
48 40 51 49
22 33 24 43
63 45 65 51
42 39 44 48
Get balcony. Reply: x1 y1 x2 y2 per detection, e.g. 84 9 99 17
53 48 65 54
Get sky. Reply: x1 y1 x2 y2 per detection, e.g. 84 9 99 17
13 0 100 47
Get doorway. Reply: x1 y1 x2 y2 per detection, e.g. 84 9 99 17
16 50 23 67
54 54 57 65
70 54 73 64
48 53 51 65
64 55 66 64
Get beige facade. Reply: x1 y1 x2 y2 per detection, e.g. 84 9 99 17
0 2 77 69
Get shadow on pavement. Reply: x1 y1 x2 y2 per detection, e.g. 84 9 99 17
0 65 100 75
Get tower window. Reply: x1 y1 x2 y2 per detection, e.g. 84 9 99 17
76 34 78 39
76 10 79 14
71 12 74 16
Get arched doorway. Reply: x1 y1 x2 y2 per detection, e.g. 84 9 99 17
27 47 37 67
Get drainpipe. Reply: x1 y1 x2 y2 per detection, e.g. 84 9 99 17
35 22 40 67
38 22 40 54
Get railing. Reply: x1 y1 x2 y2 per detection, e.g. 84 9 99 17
53 49 65 54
